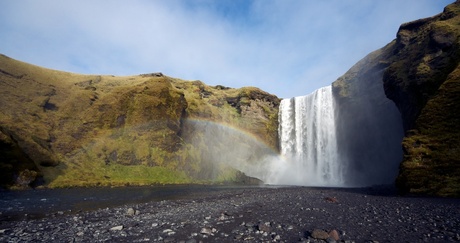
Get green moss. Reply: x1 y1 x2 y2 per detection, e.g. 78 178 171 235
397 65 460 197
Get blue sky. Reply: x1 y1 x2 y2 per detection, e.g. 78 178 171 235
0 0 454 98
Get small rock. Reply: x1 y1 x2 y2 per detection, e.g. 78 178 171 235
163 237 175 242
257 223 271 232
127 208 135 216
76 232 84 237
329 229 340 241
325 197 339 203
218 213 227 221
245 222 254 228
0 229 8 234
311 229 329 240
200 227 213 235
110 225 123 231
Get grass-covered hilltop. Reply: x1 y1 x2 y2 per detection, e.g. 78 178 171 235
0 54 280 188
333 1 460 197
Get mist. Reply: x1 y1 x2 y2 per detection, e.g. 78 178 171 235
181 119 280 182
332 57 405 187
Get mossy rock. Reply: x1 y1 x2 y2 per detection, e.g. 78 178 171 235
382 1 460 197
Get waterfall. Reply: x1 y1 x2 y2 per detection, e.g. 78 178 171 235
277 85 343 186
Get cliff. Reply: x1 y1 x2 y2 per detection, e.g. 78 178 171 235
383 1 460 197
333 1 460 196
331 41 405 187
0 54 280 188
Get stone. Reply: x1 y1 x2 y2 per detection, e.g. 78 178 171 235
163 237 175 243
127 208 135 216
325 197 339 203
311 229 330 240
200 227 213 235
257 222 271 232
110 225 123 231
218 213 227 221
329 229 340 241
245 222 254 227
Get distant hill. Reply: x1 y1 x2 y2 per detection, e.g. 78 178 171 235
0 54 279 188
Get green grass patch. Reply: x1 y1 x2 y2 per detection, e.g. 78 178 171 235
47 164 193 188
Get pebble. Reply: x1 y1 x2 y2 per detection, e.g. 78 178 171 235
110 225 123 231
127 208 135 216
200 227 213 235
329 229 340 241
311 229 330 240
0 187 459 242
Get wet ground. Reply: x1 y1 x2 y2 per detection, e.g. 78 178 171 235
0 185 459 242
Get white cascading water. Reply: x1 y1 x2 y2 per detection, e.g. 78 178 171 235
274 85 344 186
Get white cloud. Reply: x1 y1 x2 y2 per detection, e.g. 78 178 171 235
0 0 454 98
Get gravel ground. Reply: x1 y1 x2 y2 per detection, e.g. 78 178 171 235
0 186 459 242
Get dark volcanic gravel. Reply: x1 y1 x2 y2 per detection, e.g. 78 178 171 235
1 186 459 242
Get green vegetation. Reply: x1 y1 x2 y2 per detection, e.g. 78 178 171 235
397 67 460 197
0 54 279 189
383 1 460 197
331 1 460 197
46 164 193 188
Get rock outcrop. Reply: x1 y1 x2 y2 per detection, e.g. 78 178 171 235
0 54 279 188
333 1 460 196
332 44 405 187
383 1 460 197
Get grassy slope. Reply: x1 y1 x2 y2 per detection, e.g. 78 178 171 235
0 55 279 188
0 55 190 187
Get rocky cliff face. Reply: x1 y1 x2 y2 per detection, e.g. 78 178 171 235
383 1 460 197
332 43 405 187
333 1 460 196
0 54 279 188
